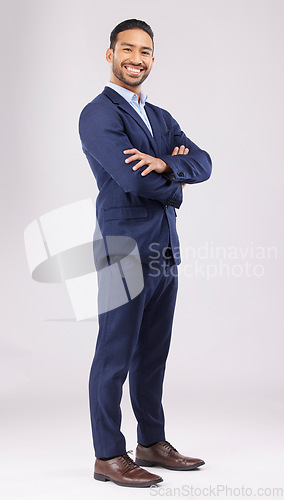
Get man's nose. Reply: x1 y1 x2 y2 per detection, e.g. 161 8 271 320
131 51 143 65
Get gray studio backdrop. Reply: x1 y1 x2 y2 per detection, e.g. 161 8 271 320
1 1 283 499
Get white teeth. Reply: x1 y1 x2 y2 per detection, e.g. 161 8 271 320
125 66 141 74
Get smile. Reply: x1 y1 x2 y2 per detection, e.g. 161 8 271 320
124 65 144 75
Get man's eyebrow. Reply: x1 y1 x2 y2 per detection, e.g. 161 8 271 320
120 42 153 51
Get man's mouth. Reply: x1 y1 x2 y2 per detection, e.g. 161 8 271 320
124 65 145 76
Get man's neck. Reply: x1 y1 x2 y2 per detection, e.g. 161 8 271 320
109 77 141 101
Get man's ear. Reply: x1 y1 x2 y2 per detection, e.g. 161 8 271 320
106 48 113 63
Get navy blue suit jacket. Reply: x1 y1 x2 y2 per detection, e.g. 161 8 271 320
78 86 212 265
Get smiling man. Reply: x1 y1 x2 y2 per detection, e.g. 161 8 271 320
79 19 212 488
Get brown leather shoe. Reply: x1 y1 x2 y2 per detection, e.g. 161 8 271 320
94 451 163 487
135 441 205 471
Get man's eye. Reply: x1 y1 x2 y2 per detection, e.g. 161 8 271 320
123 48 131 51
142 52 150 55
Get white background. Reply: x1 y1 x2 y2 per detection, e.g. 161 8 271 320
1 0 283 498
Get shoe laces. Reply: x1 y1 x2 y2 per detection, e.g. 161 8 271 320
119 450 139 473
161 440 178 453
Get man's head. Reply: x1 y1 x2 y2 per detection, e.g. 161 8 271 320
109 19 154 54
106 19 155 91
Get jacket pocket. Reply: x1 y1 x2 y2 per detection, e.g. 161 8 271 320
103 206 148 220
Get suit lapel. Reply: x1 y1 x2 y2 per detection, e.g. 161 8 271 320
102 86 160 157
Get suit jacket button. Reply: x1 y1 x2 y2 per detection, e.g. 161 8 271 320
177 171 185 177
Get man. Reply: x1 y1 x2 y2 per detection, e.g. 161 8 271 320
79 19 212 488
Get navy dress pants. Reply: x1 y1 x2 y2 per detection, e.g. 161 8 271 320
88 255 178 459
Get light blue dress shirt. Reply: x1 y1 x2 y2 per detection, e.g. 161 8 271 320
106 81 153 137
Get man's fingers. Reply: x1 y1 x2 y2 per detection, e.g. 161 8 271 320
132 159 147 170
123 148 139 155
125 153 144 164
141 166 152 176
172 145 189 155
178 145 190 155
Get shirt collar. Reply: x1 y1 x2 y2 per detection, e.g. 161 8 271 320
106 81 148 107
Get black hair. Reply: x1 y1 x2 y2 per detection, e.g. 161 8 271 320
110 19 154 53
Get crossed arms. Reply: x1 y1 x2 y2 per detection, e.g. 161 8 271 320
79 104 212 208
123 145 190 189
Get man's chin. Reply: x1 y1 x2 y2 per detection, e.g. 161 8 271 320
115 73 148 88
121 77 143 87
125 80 143 87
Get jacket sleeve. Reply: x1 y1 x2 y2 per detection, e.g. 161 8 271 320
79 104 183 208
159 112 212 184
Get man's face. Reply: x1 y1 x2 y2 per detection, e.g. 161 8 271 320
106 29 154 88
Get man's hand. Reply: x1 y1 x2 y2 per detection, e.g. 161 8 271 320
123 145 189 180
123 149 171 176
171 145 189 157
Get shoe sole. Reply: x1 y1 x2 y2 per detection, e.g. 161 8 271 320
94 472 163 487
135 459 205 471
